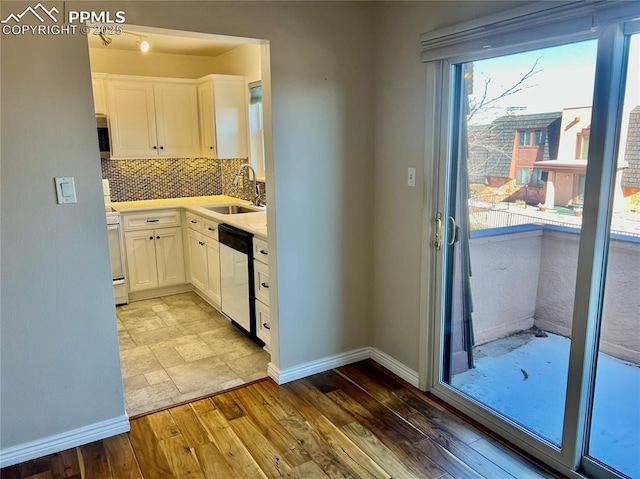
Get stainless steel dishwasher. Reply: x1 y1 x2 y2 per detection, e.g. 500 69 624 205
218 224 256 339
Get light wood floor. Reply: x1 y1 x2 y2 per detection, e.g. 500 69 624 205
1 360 565 479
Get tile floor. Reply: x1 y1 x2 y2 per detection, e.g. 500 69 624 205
116 292 270 416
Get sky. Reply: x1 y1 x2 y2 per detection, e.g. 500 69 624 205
468 39 599 125
466 34 640 123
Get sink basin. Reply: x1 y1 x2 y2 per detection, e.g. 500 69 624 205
202 204 261 215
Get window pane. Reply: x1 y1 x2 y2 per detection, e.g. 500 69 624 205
447 39 598 446
586 32 640 479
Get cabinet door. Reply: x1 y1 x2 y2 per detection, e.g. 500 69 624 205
154 83 200 157
254 260 270 306
212 76 248 158
125 229 159 292
255 300 271 347
187 231 207 292
205 239 221 306
107 80 158 158
197 81 217 157
91 77 106 115
155 227 186 287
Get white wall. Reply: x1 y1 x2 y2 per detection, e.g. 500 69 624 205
371 1 528 370
88 48 220 78
89 43 263 79
211 44 262 77
0 19 126 456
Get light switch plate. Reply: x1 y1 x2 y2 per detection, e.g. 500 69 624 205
55 177 77 204
407 167 416 187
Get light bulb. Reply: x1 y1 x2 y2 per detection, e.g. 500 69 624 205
139 39 149 52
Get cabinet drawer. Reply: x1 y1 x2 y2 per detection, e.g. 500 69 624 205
186 212 204 232
202 219 219 241
253 237 269 265
253 260 269 306
255 300 271 346
124 210 181 231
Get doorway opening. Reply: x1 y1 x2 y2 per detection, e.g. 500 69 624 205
87 25 275 417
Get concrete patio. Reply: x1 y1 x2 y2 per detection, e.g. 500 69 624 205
452 330 640 478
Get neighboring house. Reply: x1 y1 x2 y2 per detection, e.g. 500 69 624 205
469 106 638 210
468 112 562 204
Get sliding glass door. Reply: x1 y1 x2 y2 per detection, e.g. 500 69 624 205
427 13 640 479
583 32 640 479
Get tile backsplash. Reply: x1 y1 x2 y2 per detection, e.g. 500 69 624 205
102 157 266 204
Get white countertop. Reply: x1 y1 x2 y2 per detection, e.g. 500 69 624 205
110 195 268 238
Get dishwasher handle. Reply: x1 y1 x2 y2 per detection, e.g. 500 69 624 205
218 224 253 255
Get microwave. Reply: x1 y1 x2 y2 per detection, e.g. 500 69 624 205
96 114 111 159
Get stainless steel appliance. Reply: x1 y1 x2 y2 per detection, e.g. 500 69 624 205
219 224 262 344
104 180 128 305
96 114 111 159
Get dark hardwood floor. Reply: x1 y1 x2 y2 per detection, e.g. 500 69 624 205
1 360 565 478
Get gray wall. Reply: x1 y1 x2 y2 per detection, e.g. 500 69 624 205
1 0 375 456
1 0 535 460
1 17 126 450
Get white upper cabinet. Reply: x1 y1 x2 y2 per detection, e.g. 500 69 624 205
154 83 201 157
107 77 200 158
198 81 217 156
91 73 107 115
198 75 248 159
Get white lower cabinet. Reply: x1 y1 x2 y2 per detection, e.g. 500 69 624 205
253 236 270 348
125 226 185 292
255 300 271 345
186 214 221 306
187 231 207 292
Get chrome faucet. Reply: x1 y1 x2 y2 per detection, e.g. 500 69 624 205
233 163 261 206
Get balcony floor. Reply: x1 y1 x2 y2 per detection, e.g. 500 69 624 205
452 331 640 478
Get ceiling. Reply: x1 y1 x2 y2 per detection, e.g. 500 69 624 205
87 28 252 57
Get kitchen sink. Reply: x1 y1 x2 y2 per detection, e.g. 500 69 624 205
202 204 262 215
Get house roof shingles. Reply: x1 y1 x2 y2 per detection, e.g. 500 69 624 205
622 105 640 189
468 112 562 183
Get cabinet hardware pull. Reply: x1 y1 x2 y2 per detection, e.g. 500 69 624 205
261 282 269 289
190 220 197 224
263 323 270 330
260 249 268 255
156 236 160 240
210 146 214 150
160 146 164 150
149 236 153 240
208 227 215 231
146 219 159 223
153 146 157 149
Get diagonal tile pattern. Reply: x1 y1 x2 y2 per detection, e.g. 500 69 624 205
117 292 269 416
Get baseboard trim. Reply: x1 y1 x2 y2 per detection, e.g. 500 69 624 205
370 348 420 387
268 347 419 388
268 348 371 384
0 415 130 468
128 284 193 303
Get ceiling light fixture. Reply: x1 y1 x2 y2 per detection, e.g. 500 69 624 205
136 37 150 53
99 33 112 47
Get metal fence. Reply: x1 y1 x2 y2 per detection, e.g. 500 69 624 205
469 205 640 238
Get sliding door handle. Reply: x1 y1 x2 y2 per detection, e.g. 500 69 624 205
448 216 458 246
433 212 443 251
